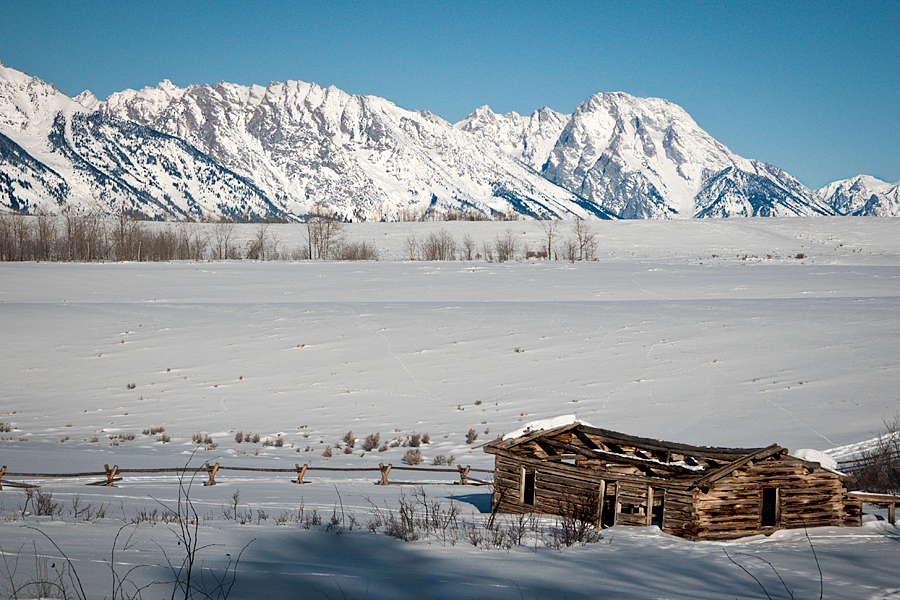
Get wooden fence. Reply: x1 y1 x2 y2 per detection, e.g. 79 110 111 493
0 462 492 490
836 451 900 474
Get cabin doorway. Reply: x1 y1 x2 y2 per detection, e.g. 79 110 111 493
650 488 665 527
761 487 779 527
600 480 617 528
521 469 536 506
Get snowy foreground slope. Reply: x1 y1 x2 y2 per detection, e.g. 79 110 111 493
0 218 898 599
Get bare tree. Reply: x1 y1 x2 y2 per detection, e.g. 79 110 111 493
211 221 236 260
421 230 457 260
571 219 597 261
461 234 476 260
305 207 344 259
494 228 520 262
34 213 58 261
481 239 494 262
404 235 419 261
537 219 559 260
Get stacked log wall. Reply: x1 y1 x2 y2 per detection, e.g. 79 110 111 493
696 457 850 540
492 455 603 518
660 487 698 539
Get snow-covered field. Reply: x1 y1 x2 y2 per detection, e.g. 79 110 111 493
0 218 898 599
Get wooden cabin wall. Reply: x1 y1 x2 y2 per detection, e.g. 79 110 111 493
660 487 698 539
696 458 850 540
493 454 700 536
841 493 863 527
492 455 603 518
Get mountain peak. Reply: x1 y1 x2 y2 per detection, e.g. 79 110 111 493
74 90 99 110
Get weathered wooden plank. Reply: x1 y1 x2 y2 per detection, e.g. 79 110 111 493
575 425 763 460
539 438 699 475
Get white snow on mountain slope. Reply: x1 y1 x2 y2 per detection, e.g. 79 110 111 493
457 93 835 219
1 60 887 222
455 105 569 171
819 174 900 216
0 63 275 219
100 79 608 221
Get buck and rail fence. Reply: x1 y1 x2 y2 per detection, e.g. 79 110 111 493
0 462 493 490
836 451 900 474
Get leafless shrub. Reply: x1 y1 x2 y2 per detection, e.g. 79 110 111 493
494 228 520 262
322 445 333 458
409 432 422 447
378 443 388 452
422 432 430 444
461 234 477 260
275 435 284 448
143 426 165 436
126 382 136 390
342 431 355 448
157 433 171 443
432 454 456 466
481 240 494 262
404 235 420 261
466 428 478 444
421 230 457 260
335 240 380 261
847 415 900 494
70 496 109 522
244 224 279 260
552 493 603 548
234 431 244 444
362 432 381 451
403 449 423 465
0 422 11 433
21 489 63 518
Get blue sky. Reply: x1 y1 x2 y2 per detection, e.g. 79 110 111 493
2 0 897 189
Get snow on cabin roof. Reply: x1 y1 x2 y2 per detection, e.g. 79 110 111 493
502 415 593 440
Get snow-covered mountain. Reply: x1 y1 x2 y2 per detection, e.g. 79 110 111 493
457 93 835 219
0 62 275 220
1 60 895 221
818 174 900 217
97 78 608 221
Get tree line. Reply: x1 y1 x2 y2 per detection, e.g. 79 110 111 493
0 210 601 263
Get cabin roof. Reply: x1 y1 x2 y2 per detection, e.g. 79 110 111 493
484 422 807 486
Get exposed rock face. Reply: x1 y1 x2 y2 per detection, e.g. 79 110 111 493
99 79 609 221
3 60 895 220
819 175 900 217
0 63 275 220
458 93 835 219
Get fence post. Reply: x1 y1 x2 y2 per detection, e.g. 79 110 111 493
377 463 392 485
890 502 896 526
457 465 471 485
94 464 119 487
204 462 219 486
293 464 308 484
0 466 5 491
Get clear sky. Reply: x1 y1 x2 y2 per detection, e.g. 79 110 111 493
2 0 897 189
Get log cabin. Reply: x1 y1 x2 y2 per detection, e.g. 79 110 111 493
484 422 865 540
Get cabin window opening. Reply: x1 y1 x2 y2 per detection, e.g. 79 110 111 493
651 488 665 527
620 502 640 515
761 487 779 527
522 471 536 505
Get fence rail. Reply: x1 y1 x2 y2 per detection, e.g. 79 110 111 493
0 463 493 489
836 451 900 474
